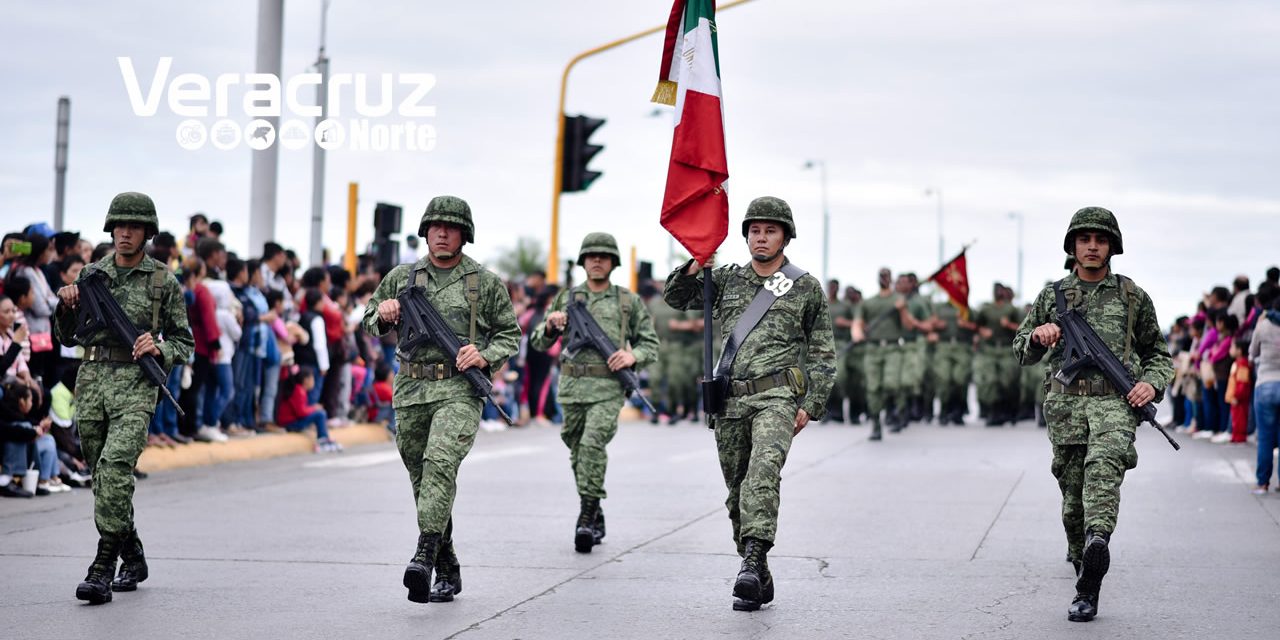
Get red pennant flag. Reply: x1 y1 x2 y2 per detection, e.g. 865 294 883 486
653 0 728 265
926 250 971 320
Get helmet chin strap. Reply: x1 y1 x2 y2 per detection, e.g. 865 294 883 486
432 249 461 260
750 239 789 264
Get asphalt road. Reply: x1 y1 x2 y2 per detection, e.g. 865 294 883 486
4 417 1278 640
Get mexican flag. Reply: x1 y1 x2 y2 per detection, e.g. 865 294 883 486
654 0 728 266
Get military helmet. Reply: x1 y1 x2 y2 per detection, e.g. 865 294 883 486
1063 206 1123 255
741 196 796 239
103 192 159 237
418 195 475 243
577 232 620 267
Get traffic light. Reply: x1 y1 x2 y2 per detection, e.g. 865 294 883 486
561 114 605 193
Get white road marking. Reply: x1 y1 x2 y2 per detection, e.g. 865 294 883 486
304 445 546 470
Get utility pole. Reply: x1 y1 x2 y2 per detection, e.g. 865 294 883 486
309 0 332 268
804 160 829 284
249 0 284 260
53 97 70 231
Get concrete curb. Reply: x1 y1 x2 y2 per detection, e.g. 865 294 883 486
136 424 393 473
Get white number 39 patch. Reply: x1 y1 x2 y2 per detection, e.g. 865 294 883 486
764 272 794 297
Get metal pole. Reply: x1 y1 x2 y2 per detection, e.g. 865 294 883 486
53 97 70 231
820 162 829 284
309 0 331 268
249 0 284 261
547 0 758 283
1008 211 1024 303
344 182 358 275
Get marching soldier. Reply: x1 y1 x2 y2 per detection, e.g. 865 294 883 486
824 279 855 422
974 283 1023 426
931 300 976 425
531 233 660 552
54 192 194 604
663 196 835 611
1013 207 1173 622
362 196 521 604
844 286 868 423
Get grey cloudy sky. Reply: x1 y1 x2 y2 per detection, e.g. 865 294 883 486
2 0 1277 319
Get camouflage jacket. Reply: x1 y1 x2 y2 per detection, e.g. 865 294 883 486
530 284 660 404
647 295 681 348
1013 271 1174 400
663 259 836 419
976 301 1021 347
362 254 520 409
53 254 193 420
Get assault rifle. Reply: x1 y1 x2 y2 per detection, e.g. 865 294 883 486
564 299 657 414
397 285 514 425
73 270 184 417
1054 298 1180 451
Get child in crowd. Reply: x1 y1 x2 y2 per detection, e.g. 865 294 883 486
0 377 65 495
370 362 394 433
1225 337 1252 445
49 366 91 486
276 366 342 453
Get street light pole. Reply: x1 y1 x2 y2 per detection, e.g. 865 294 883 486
924 187 943 265
804 160 829 284
308 0 331 268
547 0 758 283
1008 211 1024 303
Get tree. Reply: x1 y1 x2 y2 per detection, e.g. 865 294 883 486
491 236 547 281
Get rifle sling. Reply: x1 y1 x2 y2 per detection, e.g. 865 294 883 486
715 263 808 378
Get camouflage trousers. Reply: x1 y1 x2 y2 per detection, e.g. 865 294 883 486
671 346 701 413
900 339 928 396
845 344 867 416
396 398 482 534
1021 360 1048 407
974 344 1020 408
863 342 904 416
561 396 625 499
715 394 795 553
1044 393 1139 562
80 412 150 538
932 341 973 407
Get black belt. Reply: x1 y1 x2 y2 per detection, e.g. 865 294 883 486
729 367 806 398
84 345 135 363
399 360 458 381
563 363 613 378
1050 378 1116 397
867 338 903 347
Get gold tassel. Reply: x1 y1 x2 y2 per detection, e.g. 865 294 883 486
650 80 678 106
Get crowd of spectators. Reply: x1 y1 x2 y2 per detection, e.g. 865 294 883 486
1165 267 1280 494
0 214 595 499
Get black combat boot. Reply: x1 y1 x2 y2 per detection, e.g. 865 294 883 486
575 496 601 553
1068 530 1110 622
907 396 923 423
429 541 462 602
732 537 773 611
110 529 148 592
76 536 122 604
869 416 883 441
404 532 442 603
592 507 606 545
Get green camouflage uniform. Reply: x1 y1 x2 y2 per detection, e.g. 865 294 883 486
845 301 867 420
672 308 705 414
932 303 974 414
901 294 932 403
530 284 659 499
826 298 854 418
648 295 682 414
664 259 835 551
1013 272 1172 561
974 301 1022 414
362 254 520 534
54 254 193 539
857 293 905 420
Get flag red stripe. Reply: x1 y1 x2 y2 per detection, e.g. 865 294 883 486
657 1 685 82
661 90 728 264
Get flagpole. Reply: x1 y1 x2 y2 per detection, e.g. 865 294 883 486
547 0 759 284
